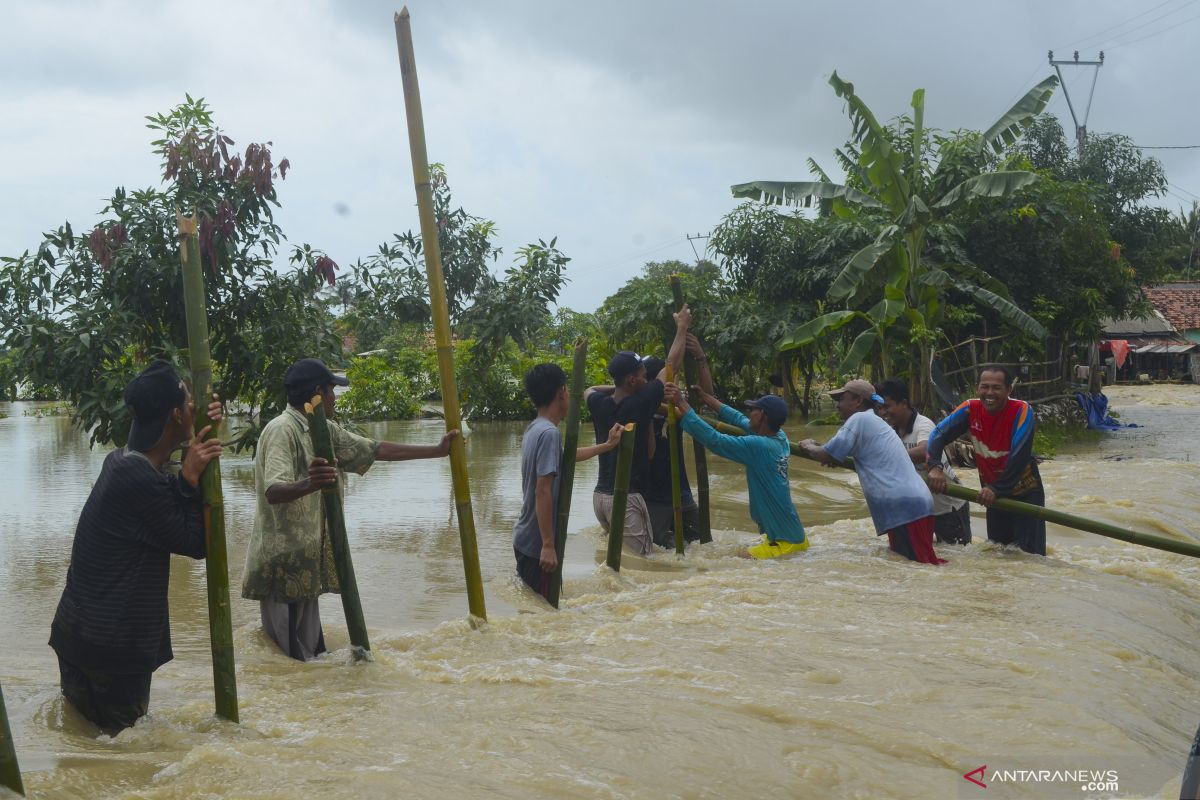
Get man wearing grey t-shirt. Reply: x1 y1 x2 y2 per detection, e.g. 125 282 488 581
514 364 621 602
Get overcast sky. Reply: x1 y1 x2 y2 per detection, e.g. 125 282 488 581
3 0 1198 312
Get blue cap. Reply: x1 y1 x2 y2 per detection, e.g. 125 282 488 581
745 394 788 427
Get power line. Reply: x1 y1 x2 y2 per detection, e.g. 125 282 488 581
1090 0 1198 49
1063 0 1185 49
1104 7 1200 49
1137 144 1200 150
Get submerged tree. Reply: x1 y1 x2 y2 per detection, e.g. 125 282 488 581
731 73 1057 407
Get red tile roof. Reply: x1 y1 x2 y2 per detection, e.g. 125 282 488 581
1144 283 1200 331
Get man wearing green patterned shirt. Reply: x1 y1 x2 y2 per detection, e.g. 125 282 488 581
241 359 456 661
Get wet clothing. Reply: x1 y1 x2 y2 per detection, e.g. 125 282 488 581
513 417 561 597
259 599 327 661
592 491 655 556
822 410 933 536
241 406 378 604
646 499 702 550
588 382 664 496
513 417 561 560
48 446 207 733
515 547 553 602
933 502 973 546
57 656 151 736
886 516 945 564
927 399 1045 555
679 405 806 546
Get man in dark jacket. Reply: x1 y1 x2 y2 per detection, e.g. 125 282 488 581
48 361 222 734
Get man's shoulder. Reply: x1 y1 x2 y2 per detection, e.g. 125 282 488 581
525 417 560 441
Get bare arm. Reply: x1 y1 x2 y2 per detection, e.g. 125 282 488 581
535 474 557 572
661 304 692 380
576 422 622 462
798 439 837 467
686 334 715 395
907 441 927 465
377 430 458 461
265 457 337 504
584 384 614 402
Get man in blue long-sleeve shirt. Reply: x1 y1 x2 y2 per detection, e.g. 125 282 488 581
663 384 807 559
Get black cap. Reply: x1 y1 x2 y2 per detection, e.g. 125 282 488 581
283 358 349 391
125 361 186 452
608 351 643 383
641 356 666 381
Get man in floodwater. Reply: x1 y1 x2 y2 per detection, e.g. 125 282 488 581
874 378 972 545
663 383 807 559
512 363 622 601
585 304 691 556
49 361 223 734
925 364 1046 555
639 333 713 548
799 380 943 564
241 358 456 661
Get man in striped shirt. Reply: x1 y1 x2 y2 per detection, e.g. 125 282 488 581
48 362 223 735
926 364 1046 555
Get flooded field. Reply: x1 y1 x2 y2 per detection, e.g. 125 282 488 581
1 384 1198 798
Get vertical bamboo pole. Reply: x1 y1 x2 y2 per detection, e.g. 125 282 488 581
670 275 711 542
604 423 637 572
0 681 22 797
305 394 372 661
395 8 486 621
177 213 239 723
664 365 685 555
548 339 588 609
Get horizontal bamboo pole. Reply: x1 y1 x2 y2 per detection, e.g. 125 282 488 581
705 418 1200 560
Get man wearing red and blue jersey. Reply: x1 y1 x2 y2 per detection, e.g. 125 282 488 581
925 365 1046 555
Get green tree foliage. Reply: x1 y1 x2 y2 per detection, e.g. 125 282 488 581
1017 115 1173 282
731 73 1057 406
0 97 338 446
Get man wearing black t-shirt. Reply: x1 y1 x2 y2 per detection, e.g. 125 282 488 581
586 304 691 555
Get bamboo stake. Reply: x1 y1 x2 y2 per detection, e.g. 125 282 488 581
665 365 685 555
670 275 711 543
604 423 638 572
304 394 372 661
395 8 486 621
708 419 1200 560
548 339 588 608
0 681 22 797
177 213 239 723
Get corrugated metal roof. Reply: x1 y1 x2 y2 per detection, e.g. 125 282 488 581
1101 309 1176 337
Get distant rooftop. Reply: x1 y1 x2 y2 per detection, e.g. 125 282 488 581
1144 282 1200 331
1101 308 1175 337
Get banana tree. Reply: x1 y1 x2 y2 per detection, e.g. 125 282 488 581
732 72 1057 407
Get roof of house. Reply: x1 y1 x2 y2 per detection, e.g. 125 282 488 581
1101 309 1176 337
1144 282 1200 331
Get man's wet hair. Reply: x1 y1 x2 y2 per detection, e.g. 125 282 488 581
978 364 1014 387
874 378 910 405
524 363 567 408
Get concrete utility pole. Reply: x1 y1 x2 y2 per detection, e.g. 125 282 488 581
1048 50 1104 150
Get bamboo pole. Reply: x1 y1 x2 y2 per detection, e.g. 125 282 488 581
670 275 711 543
605 423 638 572
548 339 588 608
177 213 239 723
0 681 22 797
395 8 487 621
708 419 1200 560
665 365 685 555
304 394 372 661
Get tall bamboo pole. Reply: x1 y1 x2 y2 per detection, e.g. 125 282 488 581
177 213 239 723
394 8 486 620
670 275 711 543
707 419 1200 560
305 394 372 661
665 365 685 555
0 681 22 797
548 339 588 609
605 424 638 572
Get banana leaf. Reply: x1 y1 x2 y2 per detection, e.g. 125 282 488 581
828 240 895 302
978 76 1058 154
777 310 860 351
933 170 1040 209
730 180 882 209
